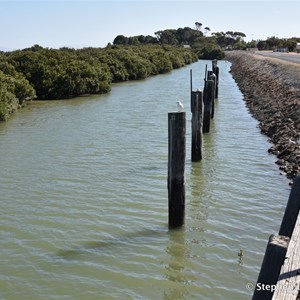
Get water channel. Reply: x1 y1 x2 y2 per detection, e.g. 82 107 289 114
0 60 291 299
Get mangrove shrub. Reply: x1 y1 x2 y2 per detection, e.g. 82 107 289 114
0 44 197 120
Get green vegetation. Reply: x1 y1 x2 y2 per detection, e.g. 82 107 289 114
0 44 197 120
113 25 227 60
0 21 259 121
112 24 253 59
0 59 36 120
256 36 300 52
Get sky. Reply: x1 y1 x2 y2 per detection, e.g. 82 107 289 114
1 0 299 51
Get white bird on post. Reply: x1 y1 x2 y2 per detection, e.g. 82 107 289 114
177 101 184 112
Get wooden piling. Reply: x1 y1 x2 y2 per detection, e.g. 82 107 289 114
212 59 219 98
252 235 290 300
279 175 300 238
207 71 216 119
212 59 217 69
190 69 193 96
273 211 300 299
168 112 186 228
204 64 208 81
191 90 203 161
203 79 214 133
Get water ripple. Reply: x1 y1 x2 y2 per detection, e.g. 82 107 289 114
0 60 290 300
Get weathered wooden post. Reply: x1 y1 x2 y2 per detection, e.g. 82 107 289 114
212 59 219 98
207 71 216 119
191 90 203 161
190 69 193 96
203 79 214 133
168 112 186 228
252 235 289 300
279 175 300 238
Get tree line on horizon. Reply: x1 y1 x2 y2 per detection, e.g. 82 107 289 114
1 22 299 121
112 24 247 59
256 36 300 52
113 23 300 53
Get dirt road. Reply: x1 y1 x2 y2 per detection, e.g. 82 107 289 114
255 50 300 65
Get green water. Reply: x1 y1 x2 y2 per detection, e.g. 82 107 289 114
0 60 290 299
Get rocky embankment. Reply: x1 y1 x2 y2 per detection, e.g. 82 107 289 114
226 51 300 184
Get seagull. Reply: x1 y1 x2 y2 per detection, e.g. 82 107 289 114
177 101 184 112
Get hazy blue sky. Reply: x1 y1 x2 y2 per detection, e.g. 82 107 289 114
1 0 299 50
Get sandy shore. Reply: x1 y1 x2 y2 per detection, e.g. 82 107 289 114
225 51 300 184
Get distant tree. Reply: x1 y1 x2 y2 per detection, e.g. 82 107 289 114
176 27 202 44
212 32 234 48
266 36 282 50
225 31 234 37
198 45 224 60
212 31 246 49
23 44 44 52
128 36 139 45
283 39 297 52
257 40 268 50
113 35 128 45
144 35 158 44
233 32 246 39
155 30 178 45
195 22 202 31
204 27 211 36
59 47 76 52
245 40 257 49
234 40 247 50
155 27 203 46
257 37 298 51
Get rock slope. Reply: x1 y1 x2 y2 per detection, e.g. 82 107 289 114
226 51 300 184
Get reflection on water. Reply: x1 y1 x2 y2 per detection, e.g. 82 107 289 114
0 60 291 299
164 228 189 300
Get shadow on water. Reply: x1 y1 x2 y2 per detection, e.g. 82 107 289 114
56 225 195 300
57 226 168 259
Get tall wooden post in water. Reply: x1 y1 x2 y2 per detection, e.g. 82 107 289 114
212 59 219 98
168 112 186 228
203 79 214 133
191 90 203 161
207 71 216 119
190 69 193 97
